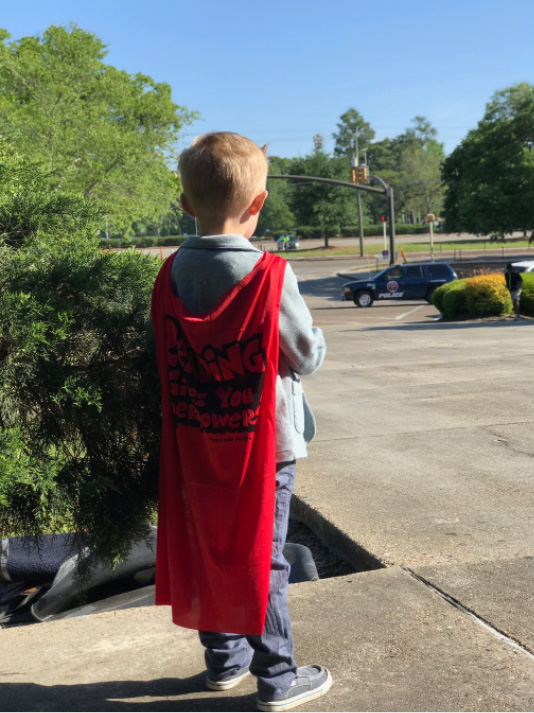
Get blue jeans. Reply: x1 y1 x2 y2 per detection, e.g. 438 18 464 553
199 460 298 699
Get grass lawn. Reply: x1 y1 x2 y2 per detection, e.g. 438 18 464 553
278 238 534 259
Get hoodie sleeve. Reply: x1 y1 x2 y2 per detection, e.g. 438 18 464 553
278 262 326 375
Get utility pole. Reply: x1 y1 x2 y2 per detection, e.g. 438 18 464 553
353 130 365 258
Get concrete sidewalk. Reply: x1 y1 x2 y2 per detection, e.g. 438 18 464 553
2 566 533 712
2 266 534 712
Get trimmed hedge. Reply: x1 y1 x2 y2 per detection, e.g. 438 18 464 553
258 224 432 241
430 282 447 314
442 281 469 318
432 274 513 318
105 225 433 245
432 279 469 318
99 235 188 249
464 274 512 317
340 224 431 237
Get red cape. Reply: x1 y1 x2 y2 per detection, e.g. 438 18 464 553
151 250 286 635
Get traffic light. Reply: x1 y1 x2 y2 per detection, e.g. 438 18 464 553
356 166 368 184
350 165 368 184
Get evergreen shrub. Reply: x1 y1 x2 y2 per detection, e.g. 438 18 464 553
442 281 469 318
99 235 188 250
0 243 162 562
431 281 455 314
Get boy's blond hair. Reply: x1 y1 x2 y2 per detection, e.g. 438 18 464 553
178 132 269 220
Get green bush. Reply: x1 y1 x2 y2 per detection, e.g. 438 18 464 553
442 281 469 318
137 236 157 248
100 238 123 249
160 236 188 247
443 283 467 319
0 242 162 562
262 227 322 240
520 273 534 316
433 275 514 319
296 226 325 239
340 224 431 238
260 225 431 240
464 274 512 317
98 235 188 250
432 281 456 314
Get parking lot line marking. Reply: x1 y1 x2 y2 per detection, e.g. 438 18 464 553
394 305 424 320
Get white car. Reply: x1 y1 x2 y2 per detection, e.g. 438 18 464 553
510 261 534 273
276 235 300 250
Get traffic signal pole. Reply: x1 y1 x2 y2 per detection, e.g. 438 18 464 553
356 188 364 258
268 174 396 265
386 186 396 264
353 130 364 258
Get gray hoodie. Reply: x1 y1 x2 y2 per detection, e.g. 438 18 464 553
169 234 326 461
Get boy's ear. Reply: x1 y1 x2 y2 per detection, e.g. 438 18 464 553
249 190 268 216
180 193 196 217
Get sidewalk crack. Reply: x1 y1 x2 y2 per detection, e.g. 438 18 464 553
404 567 534 662
484 425 534 458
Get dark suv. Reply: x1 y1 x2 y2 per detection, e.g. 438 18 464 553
342 262 457 307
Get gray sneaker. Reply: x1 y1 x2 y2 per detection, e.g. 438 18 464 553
207 666 250 691
256 665 332 712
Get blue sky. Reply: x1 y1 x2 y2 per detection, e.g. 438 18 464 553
2 0 534 158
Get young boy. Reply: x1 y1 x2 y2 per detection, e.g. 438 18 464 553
151 132 330 712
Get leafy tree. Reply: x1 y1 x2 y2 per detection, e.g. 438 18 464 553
288 149 359 243
258 190 297 236
332 108 375 157
365 117 445 224
0 25 197 233
259 156 297 236
443 83 534 238
405 115 438 144
0 140 102 249
397 123 445 220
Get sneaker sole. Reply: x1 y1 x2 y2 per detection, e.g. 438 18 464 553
256 669 333 712
207 669 251 691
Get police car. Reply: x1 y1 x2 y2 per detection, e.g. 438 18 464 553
342 262 457 307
